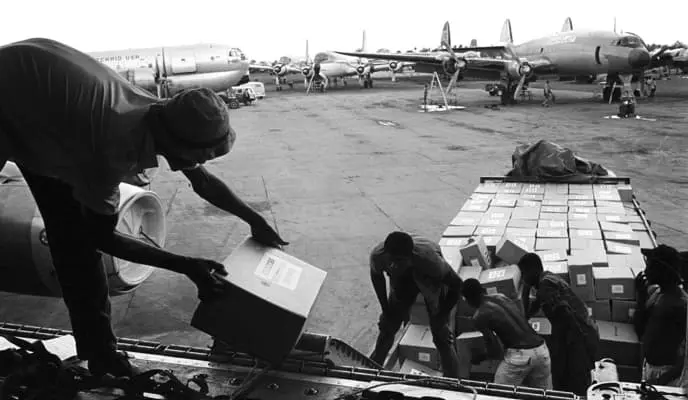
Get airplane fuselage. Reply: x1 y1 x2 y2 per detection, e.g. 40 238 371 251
512 30 650 77
88 44 250 97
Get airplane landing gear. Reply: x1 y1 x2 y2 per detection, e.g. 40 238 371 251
500 80 517 105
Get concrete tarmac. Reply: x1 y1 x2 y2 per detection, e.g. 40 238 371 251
1 77 686 361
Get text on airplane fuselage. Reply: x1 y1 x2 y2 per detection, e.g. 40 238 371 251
547 34 577 45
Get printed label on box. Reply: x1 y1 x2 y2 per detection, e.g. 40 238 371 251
470 258 481 267
615 233 632 240
531 321 541 332
479 227 498 235
609 244 632 254
605 215 622 222
255 253 303 291
486 287 498 295
418 353 431 362
611 285 624 294
488 270 506 280
410 369 426 376
576 274 587 286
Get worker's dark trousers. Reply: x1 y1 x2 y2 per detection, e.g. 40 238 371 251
370 278 460 378
549 325 600 395
20 167 117 361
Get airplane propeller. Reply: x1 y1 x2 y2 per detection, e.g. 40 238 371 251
513 62 532 99
442 45 467 94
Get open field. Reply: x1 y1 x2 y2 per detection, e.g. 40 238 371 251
1 76 686 359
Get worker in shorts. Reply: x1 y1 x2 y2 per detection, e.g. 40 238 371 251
517 253 599 395
0 38 288 378
542 80 555 107
369 232 462 377
462 279 553 389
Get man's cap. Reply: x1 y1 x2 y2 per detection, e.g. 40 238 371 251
160 88 235 155
461 278 485 299
383 231 414 256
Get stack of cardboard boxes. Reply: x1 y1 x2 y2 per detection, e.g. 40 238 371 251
397 179 651 381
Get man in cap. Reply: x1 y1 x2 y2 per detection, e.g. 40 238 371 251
0 38 288 378
368 231 462 377
517 253 599 395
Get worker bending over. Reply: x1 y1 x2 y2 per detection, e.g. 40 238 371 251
461 279 552 389
634 245 687 386
369 232 462 377
0 38 288 378
518 253 599 395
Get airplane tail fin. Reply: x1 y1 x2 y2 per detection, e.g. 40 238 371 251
470 39 477 47
441 21 452 50
562 17 573 32
500 19 513 44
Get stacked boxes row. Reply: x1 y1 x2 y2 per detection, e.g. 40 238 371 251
435 180 648 380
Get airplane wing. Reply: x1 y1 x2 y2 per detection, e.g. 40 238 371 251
335 46 508 64
249 64 274 73
250 64 303 75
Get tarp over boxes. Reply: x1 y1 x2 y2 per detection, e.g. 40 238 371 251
437 177 653 380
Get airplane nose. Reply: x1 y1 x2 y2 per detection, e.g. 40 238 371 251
629 48 650 68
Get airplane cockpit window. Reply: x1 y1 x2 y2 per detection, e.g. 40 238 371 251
616 36 645 48
229 48 247 60
314 53 329 63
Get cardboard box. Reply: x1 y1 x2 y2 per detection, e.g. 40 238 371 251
485 208 514 220
512 207 540 220
544 261 569 281
410 303 430 325
569 238 605 252
511 236 536 253
443 225 476 237
604 231 640 246
626 214 643 223
542 199 568 206
508 219 538 229
569 185 593 194
461 201 489 213
399 324 440 369
538 220 568 229
496 236 532 264
569 219 600 230
536 249 568 263
598 214 630 224
572 247 608 267
459 266 482 281
568 212 596 221
499 182 523 192
535 238 569 251
570 207 596 214
474 183 500 194
494 193 521 202
570 229 603 240
597 207 625 215
638 231 655 250
440 246 463 272
399 359 443 377
479 215 509 227
536 228 568 238
450 212 483 226
600 221 633 233
568 255 595 302
505 227 537 237
517 199 541 208
606 242 639 255
629 222 647 231
541 206 568 214
460 237 492 268
568 200 595 207
471 193 495 202
493 198 517 208
522 183 545 194
595 192 622 202
522 194 545 201
475 226 506 237
597 201 625 209
456 331 486 378
439 237 470 247
529 317 552 339
539 212 567 221
611 300 637 323
191 237 327 365
597 321 641 366
456 315 477 334
479 265 521 298
593 267 635 300
568 194 594 200
617 185 634 202
587 300 611 321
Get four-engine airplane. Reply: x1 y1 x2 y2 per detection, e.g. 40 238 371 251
336 18 662 104
89 44 250 98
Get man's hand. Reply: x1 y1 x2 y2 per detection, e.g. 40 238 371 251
184 258 233 302
251 219 289 248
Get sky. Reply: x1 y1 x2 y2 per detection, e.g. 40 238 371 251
2 0 686 62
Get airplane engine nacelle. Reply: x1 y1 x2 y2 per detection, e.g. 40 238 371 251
356 64 370 75
506 61 534 80
388 61 403 72
301 66 312 78
442 58 466 75
119 68 157 91
273 64 287 76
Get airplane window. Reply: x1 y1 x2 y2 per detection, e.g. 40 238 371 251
617 36 643 48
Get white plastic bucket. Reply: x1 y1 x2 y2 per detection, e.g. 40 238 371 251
0 162 167 297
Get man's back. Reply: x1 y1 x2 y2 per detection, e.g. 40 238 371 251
643 289 687 365
475 293 544 350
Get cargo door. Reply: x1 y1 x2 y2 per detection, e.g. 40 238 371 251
169 53 197 75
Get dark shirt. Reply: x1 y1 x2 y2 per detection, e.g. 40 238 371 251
370 235 460 314
536 272 597 338
642 288 687 366
474 293 545 350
